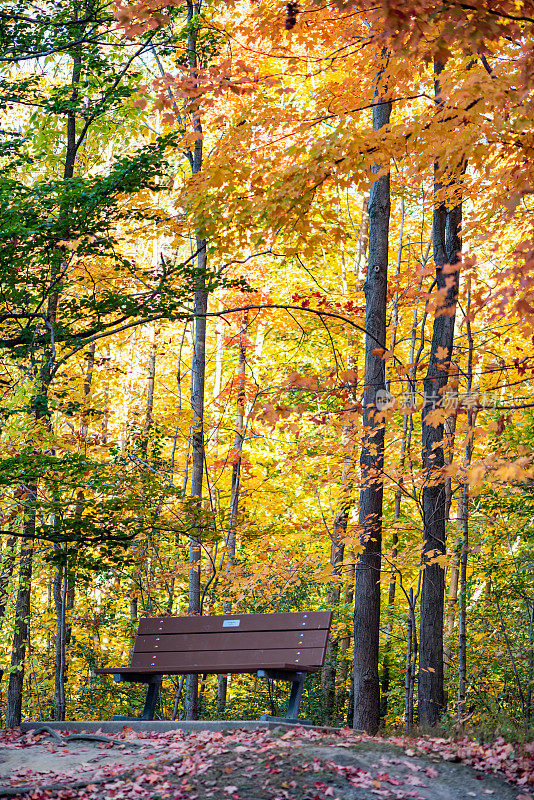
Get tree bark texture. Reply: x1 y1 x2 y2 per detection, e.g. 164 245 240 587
6 502 35 728
185 240 208 720
418 60 462 726
184 0 207 721
353 82 391 735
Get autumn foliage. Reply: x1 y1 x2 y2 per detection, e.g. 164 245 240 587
0 0 534 739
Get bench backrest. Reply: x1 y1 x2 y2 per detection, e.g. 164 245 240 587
130 611 332 674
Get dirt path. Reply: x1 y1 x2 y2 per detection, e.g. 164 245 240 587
0 726 528 799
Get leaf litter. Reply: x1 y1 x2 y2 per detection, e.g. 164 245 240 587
0 726 530 800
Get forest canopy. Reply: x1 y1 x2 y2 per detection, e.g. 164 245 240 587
1 0 534 734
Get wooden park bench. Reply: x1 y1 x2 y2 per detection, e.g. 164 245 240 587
95 611 332 723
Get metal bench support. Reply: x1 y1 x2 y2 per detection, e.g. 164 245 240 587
112 673 162 721
257 669 311 724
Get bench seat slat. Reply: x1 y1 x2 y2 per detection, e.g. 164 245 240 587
133 629 328 654
129 646 325 672
137 611 331 636
95 662 309 677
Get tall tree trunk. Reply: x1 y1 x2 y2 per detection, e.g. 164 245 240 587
330 189 367 719
53 560 66 720
185 240 207 720
458 279 474 721
218 310 248 714
380 196 404 720
418 60 463 727
337 552 355 718
322 547 343 720
404 587 417 731
212 300 224 454
53 340 95 721
6 498 35 727
442 332 461 701
353 63 391 734
325 369 358 718
444 530 461 686
226 309 248 579
145 324 157 437
185 0 207 720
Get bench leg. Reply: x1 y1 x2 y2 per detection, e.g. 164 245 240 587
258 670 312 724
141 675 162 720
112 674 162 722
286 672 305 720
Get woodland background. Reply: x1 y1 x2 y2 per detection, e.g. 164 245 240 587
1 0 534 736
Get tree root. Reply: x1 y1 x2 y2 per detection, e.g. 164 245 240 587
26 725 148 748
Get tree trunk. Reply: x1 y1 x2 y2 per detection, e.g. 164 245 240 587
5 500 35 728
80 343 95 447
322 557 342 720
218 309 248 714
458 280 474 721
337 552 355 718
404 588 417 731
355 195 369 283
53 338 95 721
325 359 358 720
145 324 157 437
418 60 463 727
226 309 248 576
0 535 17 634
444 532 461 685
353 64 391 735
333 187 369 719
380 196 404 720
184 0 208 721
53 563 67 720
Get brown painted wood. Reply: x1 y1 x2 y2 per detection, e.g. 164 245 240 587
129 647 324 672
96 664 306 676
133 629 327 654
137 611 331 636
96 611 332 682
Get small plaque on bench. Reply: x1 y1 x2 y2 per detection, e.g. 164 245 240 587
222 619 240 627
